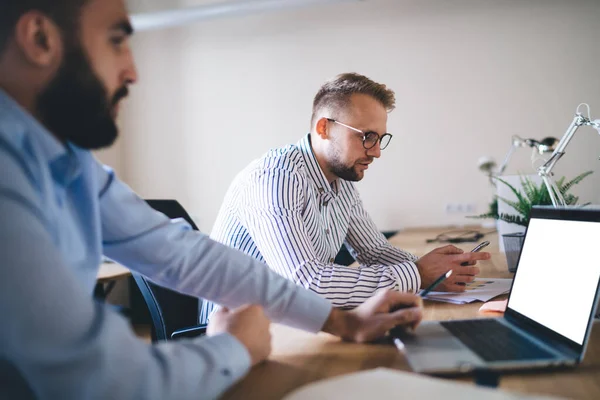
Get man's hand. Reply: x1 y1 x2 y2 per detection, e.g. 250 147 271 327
416 244 490 292
207 305 272 366
323 290 423 343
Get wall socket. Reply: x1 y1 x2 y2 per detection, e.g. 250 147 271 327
445 203 476 214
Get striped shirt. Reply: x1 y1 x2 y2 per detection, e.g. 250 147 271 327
207 134 421 310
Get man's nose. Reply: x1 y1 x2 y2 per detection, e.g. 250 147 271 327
122 50 138 85
367 141 381 158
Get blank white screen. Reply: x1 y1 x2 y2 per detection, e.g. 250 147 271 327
508 217 600 345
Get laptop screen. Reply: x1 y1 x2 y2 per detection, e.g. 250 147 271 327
507 209 600 345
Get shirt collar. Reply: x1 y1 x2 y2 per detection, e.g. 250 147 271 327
297 133 339 201
0 89 81 186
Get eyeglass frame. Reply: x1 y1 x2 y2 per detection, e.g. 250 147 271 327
326 118 393 150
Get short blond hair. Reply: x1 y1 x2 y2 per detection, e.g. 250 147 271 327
311 72 396 125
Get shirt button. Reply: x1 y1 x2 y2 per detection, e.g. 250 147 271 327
221 368 231 377
325 229 330 234
329 258 335 263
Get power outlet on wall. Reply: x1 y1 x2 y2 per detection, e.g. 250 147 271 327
445 203 476 214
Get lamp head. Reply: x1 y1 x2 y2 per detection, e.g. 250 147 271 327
477 156 497 174
536 137 559 154
521 136 558 154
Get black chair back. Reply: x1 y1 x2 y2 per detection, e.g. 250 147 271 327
130 199 205 342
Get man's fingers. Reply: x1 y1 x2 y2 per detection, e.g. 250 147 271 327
435 245 464 254
453 274 476 284
389 307 423 327
377 289 420 309
455 251 491 264
457 265 480 276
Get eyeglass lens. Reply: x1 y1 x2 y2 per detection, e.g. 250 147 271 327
364 132 391 150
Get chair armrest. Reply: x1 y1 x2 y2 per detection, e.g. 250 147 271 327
170 324 208 340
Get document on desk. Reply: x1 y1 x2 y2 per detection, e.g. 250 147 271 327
284 368 561 400
424 278 513 304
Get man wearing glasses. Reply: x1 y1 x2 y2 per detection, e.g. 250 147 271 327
0 3 436 397
209 73 489 312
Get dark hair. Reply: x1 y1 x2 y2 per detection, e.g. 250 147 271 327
311 72 396 125
0 0 87 53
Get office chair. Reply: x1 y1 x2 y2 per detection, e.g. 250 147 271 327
334 230 399 266
129 199 207 342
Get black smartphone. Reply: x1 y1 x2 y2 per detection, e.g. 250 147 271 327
460 240 490 266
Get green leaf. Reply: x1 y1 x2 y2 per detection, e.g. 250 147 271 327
495 177 529 210
498 212 528 227
466 213 497 220
491 171 593 225
521 176 537 202
497 194 529 218
559 171 594 195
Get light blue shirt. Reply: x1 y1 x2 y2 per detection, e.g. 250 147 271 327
0 89 331 399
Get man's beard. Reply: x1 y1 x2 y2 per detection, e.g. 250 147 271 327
328 141 367 182
329 156 361 182
36 44 128 150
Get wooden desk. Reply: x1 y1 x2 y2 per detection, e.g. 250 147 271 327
97 262 130 284
95 262 130 300
222 227 600 400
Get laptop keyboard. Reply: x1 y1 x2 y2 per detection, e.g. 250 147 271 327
440 319 556 362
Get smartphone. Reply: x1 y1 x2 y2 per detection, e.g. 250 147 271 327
460 240 490 266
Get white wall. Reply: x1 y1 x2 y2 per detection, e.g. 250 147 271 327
118 0 600 232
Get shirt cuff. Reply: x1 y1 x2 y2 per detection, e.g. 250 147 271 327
200 333 252 383
388 261 421 294
276 286 332 332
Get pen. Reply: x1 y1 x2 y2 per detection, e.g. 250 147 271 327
419 270 453 297
393 337 406 354
461 240 490 266
390 269 453 313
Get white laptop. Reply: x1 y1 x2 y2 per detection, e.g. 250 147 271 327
396 206 600 374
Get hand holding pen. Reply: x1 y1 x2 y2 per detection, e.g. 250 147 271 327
415 243 491 292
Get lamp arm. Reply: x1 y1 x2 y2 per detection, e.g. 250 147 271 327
537 113 594 207
497 139 520 175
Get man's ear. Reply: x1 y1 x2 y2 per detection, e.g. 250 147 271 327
315 117 330 140
13 11 63 68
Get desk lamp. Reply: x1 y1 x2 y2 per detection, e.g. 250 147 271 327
478 135 559 186
538 103 600 206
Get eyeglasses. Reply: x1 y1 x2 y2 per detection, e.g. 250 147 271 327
326 118 393 150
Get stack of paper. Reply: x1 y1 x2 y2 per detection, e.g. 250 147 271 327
424 278 513 304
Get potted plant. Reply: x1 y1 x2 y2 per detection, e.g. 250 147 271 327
470 171 593 271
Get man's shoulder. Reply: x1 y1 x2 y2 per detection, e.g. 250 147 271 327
0 116 39 182
0 113 30 158
0 123 46 216
247 143 306 177
263 143 304 168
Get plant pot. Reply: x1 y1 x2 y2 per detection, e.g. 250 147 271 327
495 174 538 252
502 232 525 273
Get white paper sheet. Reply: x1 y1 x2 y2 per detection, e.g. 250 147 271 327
424 278 513 304
284 368 560 400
